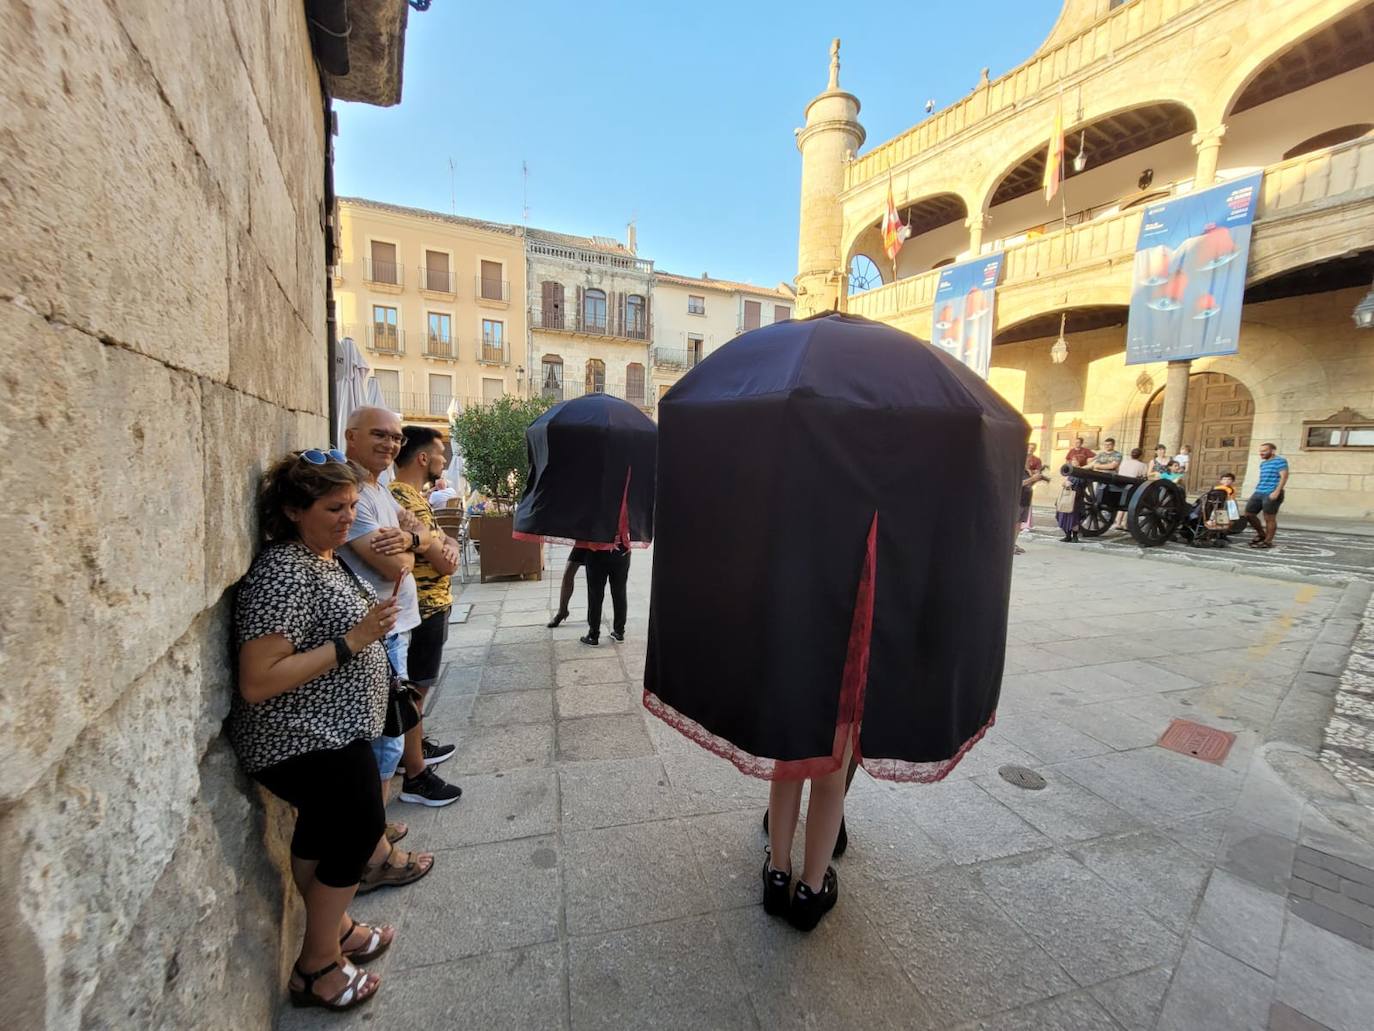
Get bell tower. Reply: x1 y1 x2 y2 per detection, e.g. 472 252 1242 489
794 38 865 316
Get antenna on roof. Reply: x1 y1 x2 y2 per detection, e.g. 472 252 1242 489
448 157 456 214
522 160 530 226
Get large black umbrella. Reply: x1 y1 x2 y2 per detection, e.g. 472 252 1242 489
513 394 657 546
643 313 1029 782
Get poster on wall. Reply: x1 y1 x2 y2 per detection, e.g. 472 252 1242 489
1125 172 1263 366
931 253 1005 379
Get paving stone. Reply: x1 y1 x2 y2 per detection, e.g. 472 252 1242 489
470 689 554 727
399 769 556 850
1158 809 1231 860
387 836 560 968
1276 913 1374 1031
823 779 950 882
1068 830 1211 936
560 756 685 831
1219 817 1300 895
853 868 1076 1026
556 680 638 719
974 770 1144 844
994 711 1116 763
681 807 775 910
556 656 626 687
1268 1001 1336 1031
452 722 554 775
490 625 551 644
716 902 935 1029
500 608 555 628
1287 899 1374 948
1157 938 1274 1031
975 848 1179 986
557 714 654 762
1055 747 1242 825
563 821 711 935
966 991 1121 1031
486 641 554 666
501 592 556 612
1086 966 1174 1031
441 645 489 669
1195 869 1288 975
902 778 1052 865
568 915 754 1031
942 735 1043 780
479 661 554 693
1046 700 1167 750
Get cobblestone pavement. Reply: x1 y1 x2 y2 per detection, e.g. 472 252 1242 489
280 541 1374 1031
1026 510 1374 585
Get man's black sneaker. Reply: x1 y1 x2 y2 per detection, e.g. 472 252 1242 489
399 767 462 808
787 866 838 932
579 634 599 647
608 630 625 643
762 855 791 917
421 737 455 767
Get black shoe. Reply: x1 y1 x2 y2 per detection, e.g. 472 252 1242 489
762 810 848 859
1059 534 1073 543
421 737 455 767
762 855 791 917
579 634 599 646
547 611 568 628
609 630 625 642
399 767 462 807
787 867 838 932
1070 532 1082 543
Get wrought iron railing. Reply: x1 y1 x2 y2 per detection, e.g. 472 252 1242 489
651 347 700 370
478 338 510 365
476 277 509 302
419 267 455 294
423 335 456 360
364 257 403 286
530 306 651 341
346 323 405 354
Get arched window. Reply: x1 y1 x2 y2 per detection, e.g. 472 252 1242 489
585 358 605 395
625 363 645 405
625 294 646 339
583 289 607 333
1282 124 1373 161
541 354 564 400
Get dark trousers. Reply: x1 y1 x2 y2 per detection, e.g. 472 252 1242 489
585 548 630 638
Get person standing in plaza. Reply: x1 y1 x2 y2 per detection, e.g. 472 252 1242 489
389 426 464 807
581 544 631 645
1020 443 1045 533
1065 435 1094 469
1091 437 1122 473
1244 442 1289 549
1113 447 1151 529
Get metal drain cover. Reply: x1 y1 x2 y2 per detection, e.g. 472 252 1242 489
998 765 1047 790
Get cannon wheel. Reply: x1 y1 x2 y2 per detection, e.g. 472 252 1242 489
1126 479 1184 547
1078 483 1115 537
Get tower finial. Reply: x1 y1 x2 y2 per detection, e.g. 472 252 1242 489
828 38 841 90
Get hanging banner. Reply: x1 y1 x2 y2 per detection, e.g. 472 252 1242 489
931 253 1005 379
1125 172 1263 365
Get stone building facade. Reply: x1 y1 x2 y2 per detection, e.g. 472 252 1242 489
335 198 528 422
0 2 405 1026
797 0 1374 517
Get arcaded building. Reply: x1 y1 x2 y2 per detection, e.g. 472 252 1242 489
796 0 1374 517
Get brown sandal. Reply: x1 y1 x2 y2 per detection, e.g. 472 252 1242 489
385 821 408 844
288 958 378 1010
340 918 395 964
356 843 434 895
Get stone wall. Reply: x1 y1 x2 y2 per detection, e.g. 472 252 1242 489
0 0 329 1026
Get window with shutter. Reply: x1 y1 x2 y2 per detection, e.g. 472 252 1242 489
743 300 762 330
541 355 564 400
626 295 646 340
585 358 606 394
541 281 565 329
369 241 399 285
774 304 790 323
480 260 504 300
584 289 607 334
626 363 645 405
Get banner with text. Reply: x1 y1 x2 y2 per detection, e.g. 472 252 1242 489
931 253 1005 379
1125 172 1263 366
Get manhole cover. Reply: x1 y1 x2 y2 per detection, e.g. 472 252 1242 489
998 765 1047 790
1157 718 1235 764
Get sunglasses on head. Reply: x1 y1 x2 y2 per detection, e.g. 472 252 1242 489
300 448 347 465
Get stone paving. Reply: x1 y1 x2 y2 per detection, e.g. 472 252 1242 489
280 540 1374 1031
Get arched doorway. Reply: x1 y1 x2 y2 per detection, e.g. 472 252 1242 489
1140 372 1254 489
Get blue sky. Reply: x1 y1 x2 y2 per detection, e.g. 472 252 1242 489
335 1 1061 286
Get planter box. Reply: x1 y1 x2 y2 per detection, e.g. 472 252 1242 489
474 515 541 583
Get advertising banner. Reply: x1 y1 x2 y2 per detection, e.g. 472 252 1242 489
1125 172 1263 365
931 253 1005 379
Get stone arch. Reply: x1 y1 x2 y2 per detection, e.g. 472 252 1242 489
841 188 976 274
842 190 971 284
993 281 1131 336
1139 371 1255 489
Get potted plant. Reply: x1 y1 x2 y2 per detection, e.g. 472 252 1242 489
451 395 553 582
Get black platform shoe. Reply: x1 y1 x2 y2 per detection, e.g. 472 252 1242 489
762 811 849 858
761 854 791 917
787 866 839 932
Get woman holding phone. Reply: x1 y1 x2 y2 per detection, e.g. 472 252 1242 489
227 450 433 1011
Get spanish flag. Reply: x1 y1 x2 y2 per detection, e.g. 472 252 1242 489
1044 98 1064 203
882 175 910 263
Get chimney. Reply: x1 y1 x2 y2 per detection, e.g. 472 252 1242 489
627 221 637 254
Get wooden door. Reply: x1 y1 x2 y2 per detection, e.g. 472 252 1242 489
1140 372 1254 491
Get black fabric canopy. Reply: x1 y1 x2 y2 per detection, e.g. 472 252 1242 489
513 394 657 545
643 313 1029 782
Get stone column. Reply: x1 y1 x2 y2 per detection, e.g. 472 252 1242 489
965 212 990 257
1191 125 1227 188
794 39 866 317
1158 360 1192 454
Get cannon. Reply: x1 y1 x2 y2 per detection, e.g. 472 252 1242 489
1058 463 1232 548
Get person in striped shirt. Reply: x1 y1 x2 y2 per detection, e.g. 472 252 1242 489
1244 442 1289 549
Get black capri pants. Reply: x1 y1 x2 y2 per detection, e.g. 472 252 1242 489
253 738 385 888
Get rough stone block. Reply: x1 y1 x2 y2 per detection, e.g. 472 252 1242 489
557 714 655 762
562 821 710 935
0 308 207 800
245 92 300 313
1087 966 1173 1031
0 0 229 381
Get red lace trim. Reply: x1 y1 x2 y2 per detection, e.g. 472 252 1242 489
512 468 651 550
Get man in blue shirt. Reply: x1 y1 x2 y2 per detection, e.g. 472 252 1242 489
1244 442 1289 549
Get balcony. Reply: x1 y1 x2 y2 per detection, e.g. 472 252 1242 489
540 378 649 408
345 324 405 355
394 392 455 419
475 277 510 304
419 267 455 295
478 338 510 365
848 137 1374 331
531 306 652 342
651 347 700 370
363 257 403 288
423 335 457 361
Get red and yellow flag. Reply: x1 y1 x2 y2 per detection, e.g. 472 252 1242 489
882 176 910 263
1043 98 1064 203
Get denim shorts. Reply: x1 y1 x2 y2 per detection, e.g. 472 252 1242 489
371 631 411 779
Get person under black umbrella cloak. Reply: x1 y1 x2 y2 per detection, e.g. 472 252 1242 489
644 313 1028 930
513 394 656 645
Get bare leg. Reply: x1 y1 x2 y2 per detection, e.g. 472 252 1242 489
800 757 850 892
289 857 379 1002
549 562 578 624
767 778 803 874
1264 512 1278 544
399 722 425 780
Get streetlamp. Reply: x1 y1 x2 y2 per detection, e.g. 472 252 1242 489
1072 132 1087 175
1050 312 1069 364
1353 279 1374 329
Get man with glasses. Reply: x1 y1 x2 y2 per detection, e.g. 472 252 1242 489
343 407 460 808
